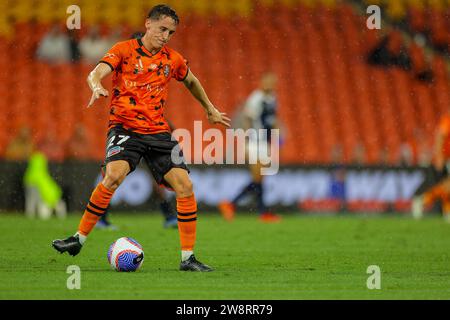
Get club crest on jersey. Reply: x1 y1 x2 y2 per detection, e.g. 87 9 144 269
107 146 123 158
163 64 170 78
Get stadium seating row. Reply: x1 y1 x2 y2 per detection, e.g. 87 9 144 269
0 2 448 164
1 0 449 37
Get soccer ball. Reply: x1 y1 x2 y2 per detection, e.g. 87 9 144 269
107 237 144 272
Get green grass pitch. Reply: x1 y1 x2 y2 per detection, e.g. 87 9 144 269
0 212 449 299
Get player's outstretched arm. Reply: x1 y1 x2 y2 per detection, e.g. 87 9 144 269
183 70 231 128
86 63 113 108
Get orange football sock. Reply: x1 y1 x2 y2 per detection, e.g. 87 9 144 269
177 194 197 251
423 184 447 207
78 183 114 236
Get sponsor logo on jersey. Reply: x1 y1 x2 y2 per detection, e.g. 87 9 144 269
107 146 123 158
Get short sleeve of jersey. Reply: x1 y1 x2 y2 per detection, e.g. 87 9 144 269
243 90 263 120
99 42 124 71
172 51 189 81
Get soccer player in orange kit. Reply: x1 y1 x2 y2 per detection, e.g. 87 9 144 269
52 5 230 271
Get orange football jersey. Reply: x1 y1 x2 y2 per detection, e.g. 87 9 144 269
99 38 189 134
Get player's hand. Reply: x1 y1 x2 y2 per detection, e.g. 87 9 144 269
87 87 109 108
207 107 231 128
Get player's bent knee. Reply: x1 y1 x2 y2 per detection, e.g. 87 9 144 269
174 180 194 198
102 171 126 191
164 168 193 197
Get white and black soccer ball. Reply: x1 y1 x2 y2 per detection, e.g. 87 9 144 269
107 237 144 272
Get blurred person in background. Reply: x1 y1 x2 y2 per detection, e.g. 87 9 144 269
329 167 346 208
36 24 72 64
5 127 67 219
218 72 282 223
79 26 112 65
412 109 450 222
23 152 67 220
368 29 434 82
329 145 346 210
67 29 81 63
4 126 34 161
367 29 412 71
